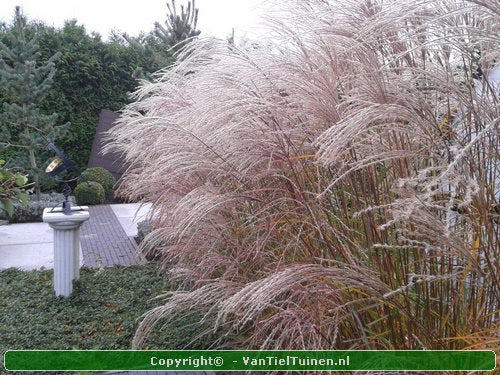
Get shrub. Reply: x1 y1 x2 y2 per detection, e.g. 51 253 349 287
81 167 115 198
0 192 66 223
74 181 105 205
38 174 58 193
107 0 499 353
0 160 28 218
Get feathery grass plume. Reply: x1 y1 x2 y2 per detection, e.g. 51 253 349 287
107 0 499 364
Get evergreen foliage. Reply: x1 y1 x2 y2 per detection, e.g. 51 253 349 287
120 31 175 81
0 2 200 172
0 9 184 171
74 181 105 205
0 7 68 199
154 0 200 52
34 20 167 169
81 167 116 198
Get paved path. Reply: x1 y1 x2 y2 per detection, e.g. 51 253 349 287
80 205 142 267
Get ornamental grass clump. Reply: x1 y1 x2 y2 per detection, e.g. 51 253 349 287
107 0 499 358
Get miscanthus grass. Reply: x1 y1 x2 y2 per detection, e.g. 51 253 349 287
107 0 499 371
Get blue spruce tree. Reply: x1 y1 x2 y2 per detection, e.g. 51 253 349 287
0 7 68 199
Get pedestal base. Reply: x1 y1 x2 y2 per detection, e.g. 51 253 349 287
43 206 89 297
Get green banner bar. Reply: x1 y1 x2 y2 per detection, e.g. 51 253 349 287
4 350 495 371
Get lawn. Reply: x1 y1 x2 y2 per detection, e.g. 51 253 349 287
0 265 221 374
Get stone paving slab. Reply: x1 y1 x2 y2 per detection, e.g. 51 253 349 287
80 205 143 268
110 203 152 237
0 222 83 270
0 242 54 270
0 222 52 245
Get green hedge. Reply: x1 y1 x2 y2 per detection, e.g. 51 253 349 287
0 20 174 170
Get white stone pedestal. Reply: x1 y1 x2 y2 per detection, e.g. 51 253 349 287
43 206 89 297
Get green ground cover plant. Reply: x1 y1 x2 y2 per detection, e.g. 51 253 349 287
0 265 224 374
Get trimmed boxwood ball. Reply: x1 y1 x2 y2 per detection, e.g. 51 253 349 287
81 167 116 198
74 181 105 205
